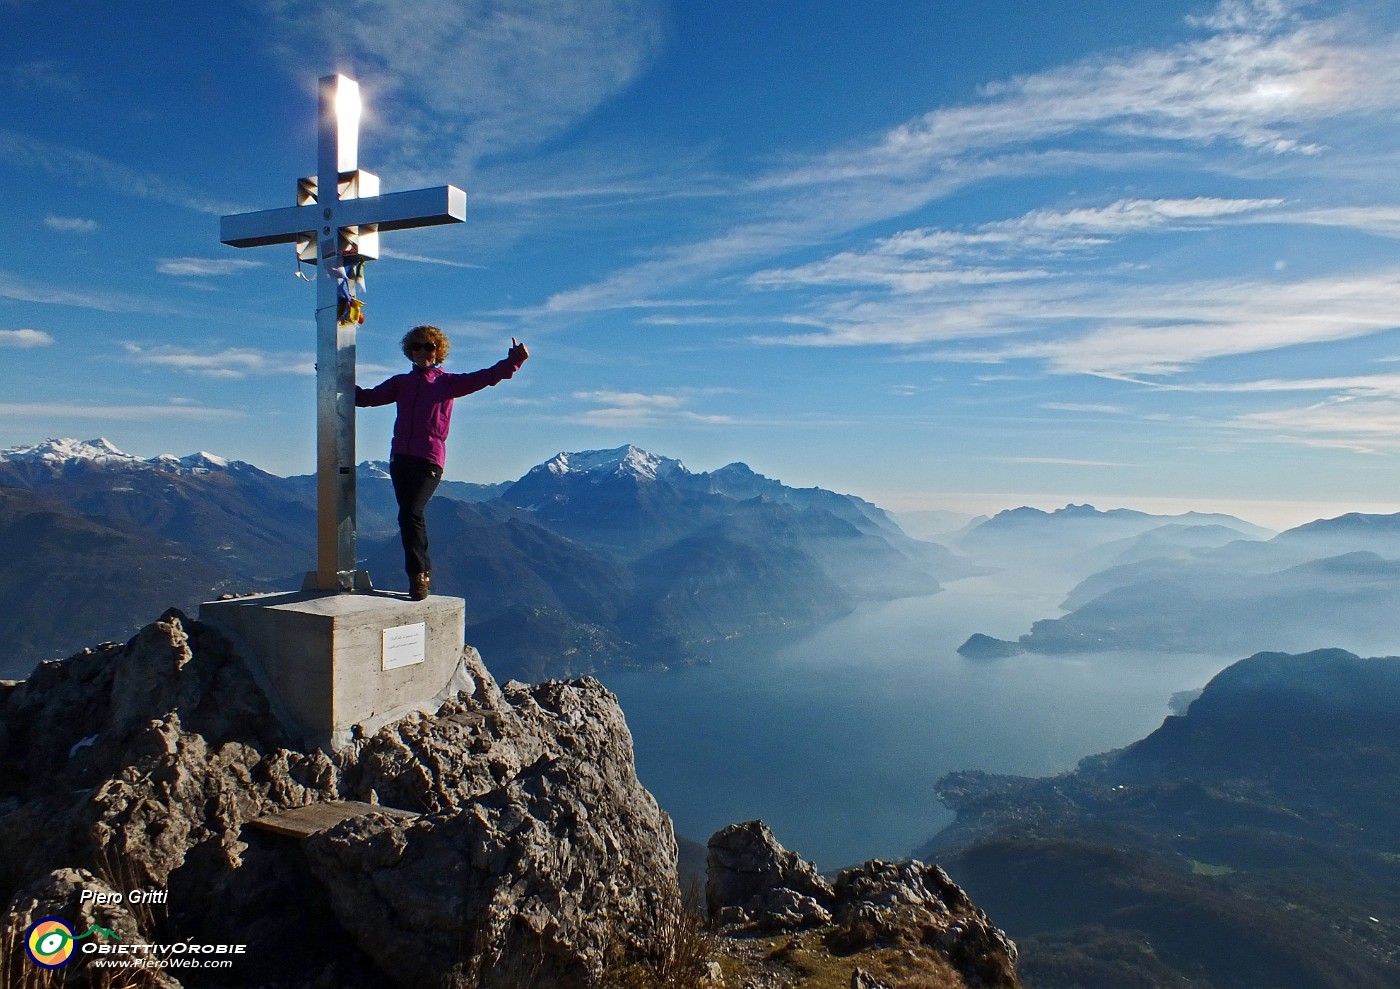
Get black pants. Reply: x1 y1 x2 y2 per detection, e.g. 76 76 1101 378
390 455 442 577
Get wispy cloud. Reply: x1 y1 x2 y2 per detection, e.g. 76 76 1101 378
995 456 1138 467
749 197 1284 293
0 128 243 215
379 248 485 270
0 328 54 348
1041 402 1126 414
1227 396 1400 454
0 402 244 421
1152 372 1400 396
759 266 1400 377
572 388 735 426
765 0 1390 191
0 270 189 315
543 1 1399 315
43 215 97 233
157 257 265 277
122 343 313 378
12 59 82 96
259 0 664 175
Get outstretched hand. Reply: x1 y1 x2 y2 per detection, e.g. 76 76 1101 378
509 337 530 364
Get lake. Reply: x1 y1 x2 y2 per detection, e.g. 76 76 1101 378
596 569 1238 870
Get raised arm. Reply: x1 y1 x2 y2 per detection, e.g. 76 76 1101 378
355 375 400 407
441 339 530 399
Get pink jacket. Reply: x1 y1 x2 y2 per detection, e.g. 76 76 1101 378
355 357 521 467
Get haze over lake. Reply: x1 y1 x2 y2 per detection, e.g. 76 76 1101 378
599 567 1237 869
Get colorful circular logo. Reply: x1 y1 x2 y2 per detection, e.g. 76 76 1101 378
25 918 76 968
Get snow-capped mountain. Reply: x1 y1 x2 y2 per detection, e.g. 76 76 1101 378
1 437 144 468
0 437 958 681
539 445 689 483
0 438 246 476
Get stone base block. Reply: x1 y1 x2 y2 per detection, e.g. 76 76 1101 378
199 590 468 752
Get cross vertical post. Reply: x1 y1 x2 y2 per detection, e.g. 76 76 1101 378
315 74 361 592
221 74 467 592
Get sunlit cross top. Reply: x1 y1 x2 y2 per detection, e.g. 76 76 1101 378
222 74 466 593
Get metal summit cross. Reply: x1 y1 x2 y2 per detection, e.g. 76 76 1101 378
222 74 465 592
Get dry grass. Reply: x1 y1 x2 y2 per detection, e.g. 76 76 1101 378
712 929 973 989
599 882 717 989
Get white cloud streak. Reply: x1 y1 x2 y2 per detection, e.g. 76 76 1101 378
0 270 189 316
996 456 1139 467
0 128 243 215
571 388 735 426
43 215 97 233
1227 396 1400 453
765 0 1392 191
122 343 314 378
543 1 1400 315
0 402 244 421
157 258 265 277
379 248 485 269
749 196 1285 294
0 328 54 348
259 0 664 175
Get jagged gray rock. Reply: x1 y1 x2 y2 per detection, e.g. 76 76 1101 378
1 608 1021 988
706 819 835 931
829 860 1019 988
707 822 1019 989
0 611 679 988
851 967 894 989
305 675 679 987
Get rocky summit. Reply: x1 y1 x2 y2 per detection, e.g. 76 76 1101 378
706 821 1020 989
0 611 1019 988
0 611 677 987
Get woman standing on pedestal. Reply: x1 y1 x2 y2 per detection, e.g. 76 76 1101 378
356 326 529 600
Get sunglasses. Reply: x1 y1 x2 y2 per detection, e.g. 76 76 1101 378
408 341 437 352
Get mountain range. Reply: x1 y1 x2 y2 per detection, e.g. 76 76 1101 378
917 647 1400 989
0 438 966 680
10 439 1400 679
952 503 1400 660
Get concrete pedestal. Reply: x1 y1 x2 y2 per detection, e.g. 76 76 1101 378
199 590 468 752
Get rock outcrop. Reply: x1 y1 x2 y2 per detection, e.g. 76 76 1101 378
0 610 679 988
706 819 835 931
708 821 1019 989
1 608 1021 988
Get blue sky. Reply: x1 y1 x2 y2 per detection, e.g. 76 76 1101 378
6 0 1400 528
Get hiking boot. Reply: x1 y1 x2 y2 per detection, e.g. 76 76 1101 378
410 572 431 601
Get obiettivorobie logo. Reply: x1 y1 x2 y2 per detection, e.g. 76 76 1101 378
24 917 119 968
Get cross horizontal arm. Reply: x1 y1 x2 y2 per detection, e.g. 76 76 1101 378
336 186 466 231
221 186 466 249
221 203 317 248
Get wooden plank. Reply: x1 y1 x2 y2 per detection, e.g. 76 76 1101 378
248 800 417 839
445 711 503 731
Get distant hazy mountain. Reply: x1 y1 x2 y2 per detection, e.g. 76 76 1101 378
1270 510 1400 558
958 511 1400 658
0 437 316 583
284 461 511 539
0 439 959 680
1073 522 1263 573
487 445 964 673
918 647 1400 989
501 445 979 584
953 504 1273 577
893 509 981 541
0 486 257 672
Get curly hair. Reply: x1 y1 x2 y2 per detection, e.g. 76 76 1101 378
401 324 450 364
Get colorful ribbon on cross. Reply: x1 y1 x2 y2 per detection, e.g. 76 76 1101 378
333 261 367 326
